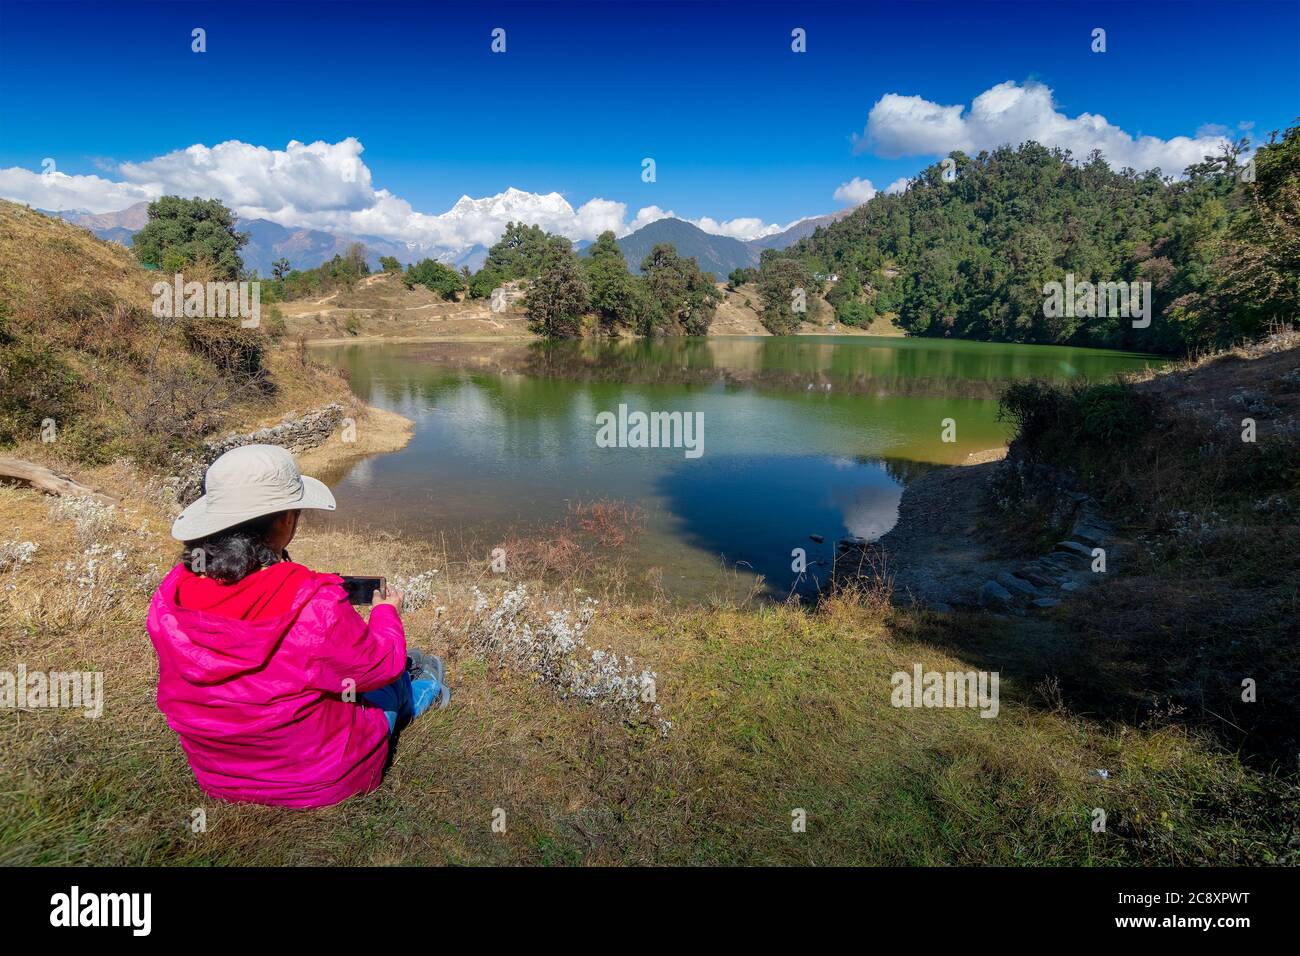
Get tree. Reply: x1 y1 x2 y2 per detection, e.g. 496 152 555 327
640 244 721 335
767 137 1289 353
404 259 465 299
467 267 506 300
272 257 292 281
485 222 554 278
343 243 368 278
1171 123 1300 345
727 267 757 290
132 196 248 279
583 231 637 330
379 256 402 273
756 258 817 334
525 242 588 338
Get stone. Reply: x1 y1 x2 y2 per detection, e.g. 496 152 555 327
171 402 346 505
1059 580 1081 592
1015 565 1059 589
1054 540 1093 561
997 571 1041 598
1070 527 1106 548
980 579 1013 607
1031 597 1061 609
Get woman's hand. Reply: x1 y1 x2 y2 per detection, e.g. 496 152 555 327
373 587 404 615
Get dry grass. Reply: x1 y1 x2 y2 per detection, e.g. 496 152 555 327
278 271 534 343
0 200 349 465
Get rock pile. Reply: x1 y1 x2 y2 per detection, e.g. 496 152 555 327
979 496 1113 612
171 403 346 506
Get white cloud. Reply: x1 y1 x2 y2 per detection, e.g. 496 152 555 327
0 137 790 257
625 205 787 241
690 216 783 240
0 166 159 213
626 205 675 233
858 94 968 158
884 177 911 195
833 176 877 204
856 80 1238 176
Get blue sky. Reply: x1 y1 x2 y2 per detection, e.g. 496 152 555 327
0 0 1297 250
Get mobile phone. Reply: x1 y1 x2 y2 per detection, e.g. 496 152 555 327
339 575 386 605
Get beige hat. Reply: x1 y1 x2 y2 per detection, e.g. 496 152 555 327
171 444 336 541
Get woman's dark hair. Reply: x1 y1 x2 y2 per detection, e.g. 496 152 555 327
180 512 284 584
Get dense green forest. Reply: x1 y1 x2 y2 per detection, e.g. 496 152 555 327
776 124 1299 353
488 123 1297 348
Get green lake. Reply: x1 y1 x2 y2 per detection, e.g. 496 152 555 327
312 336 1160 601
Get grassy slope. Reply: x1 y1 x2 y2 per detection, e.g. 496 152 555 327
0 202 1294 866
1 466 1292 865
996 337 1300 773
0 199 355 462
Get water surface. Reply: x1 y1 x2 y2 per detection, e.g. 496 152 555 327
311 336 1159 600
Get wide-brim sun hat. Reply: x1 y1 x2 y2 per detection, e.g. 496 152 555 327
171 444 336 542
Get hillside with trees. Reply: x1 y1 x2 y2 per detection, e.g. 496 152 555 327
770 123 1299 354
0 198 339 464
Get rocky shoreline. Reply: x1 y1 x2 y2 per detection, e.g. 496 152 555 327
854 450 1120 613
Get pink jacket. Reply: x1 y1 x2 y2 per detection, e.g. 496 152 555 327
146 563 407 808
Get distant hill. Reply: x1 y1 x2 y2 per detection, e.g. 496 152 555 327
746 210 853 251
611 218 759 279
234 219 434 276
44 204 470 276
46 201 151 233
600 213 850 279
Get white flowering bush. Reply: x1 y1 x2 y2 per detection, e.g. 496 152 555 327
467 584 668 734
0 540 38 574
390 569 439 611
59 543 129 625
50 495 118 547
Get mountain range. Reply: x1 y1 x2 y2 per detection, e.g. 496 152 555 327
45 201 848 280
601 211 853 278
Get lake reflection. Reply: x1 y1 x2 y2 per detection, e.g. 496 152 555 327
311 336 1159 601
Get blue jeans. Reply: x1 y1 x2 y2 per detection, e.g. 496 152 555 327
361 671 439 735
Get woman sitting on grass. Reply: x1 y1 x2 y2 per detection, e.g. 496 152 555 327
146 444 449 809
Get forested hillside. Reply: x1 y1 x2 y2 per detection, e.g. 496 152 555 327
778 124 1299 353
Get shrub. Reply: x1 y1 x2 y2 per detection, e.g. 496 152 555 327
999 380 1151 462
1075 382 1151 444
181 320 268 384
262 305 287 342
0 342 79 446
404 259 464 300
